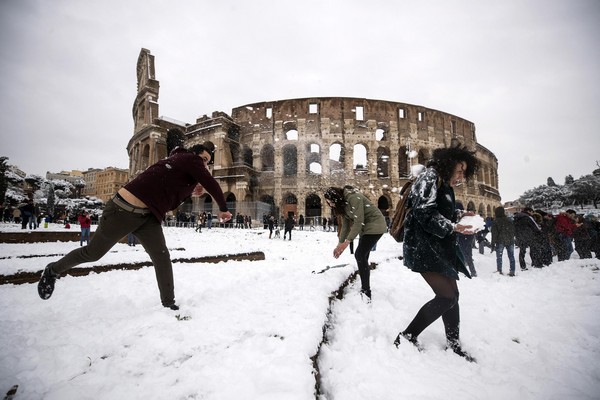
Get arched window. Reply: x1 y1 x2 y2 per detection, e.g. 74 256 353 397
283 145 298 176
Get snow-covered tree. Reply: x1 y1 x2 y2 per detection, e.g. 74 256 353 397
547 177 557 187
571 174 600 208
25 174 45 191
564 175 575 185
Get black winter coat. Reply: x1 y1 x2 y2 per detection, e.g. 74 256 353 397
403 167 470 279
513 212 541 247
491 216 515 248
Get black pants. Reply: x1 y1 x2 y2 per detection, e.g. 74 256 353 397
518 245 530 269
47 199 175 307
354 234 383 295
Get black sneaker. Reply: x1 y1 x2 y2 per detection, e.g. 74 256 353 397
164 303 180 311
38 266 57 300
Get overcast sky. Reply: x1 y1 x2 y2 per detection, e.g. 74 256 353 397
1 0 598 201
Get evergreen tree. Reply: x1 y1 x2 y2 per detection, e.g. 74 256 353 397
0 156 8 206
47 183 55 218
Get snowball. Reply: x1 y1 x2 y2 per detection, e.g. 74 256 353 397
458 214 485 233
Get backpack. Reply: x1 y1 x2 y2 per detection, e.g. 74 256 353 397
389 180 414 242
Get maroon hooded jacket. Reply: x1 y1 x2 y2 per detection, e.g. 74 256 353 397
123 148 228 222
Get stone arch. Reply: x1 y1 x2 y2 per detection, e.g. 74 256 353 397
141 144 150 170
305 193 322 227
376 146 391 178
398 145 409 178
353 143 368 172
203 140 216 165
202 195 213 213
260 144 275 171
283 122 298 141
306 143 322 174
283 144 298 176
329 142 345 176
282 192 298 217
376 122 389 141
243 145 253 167
226 193 237 219
467 201 476 212
417 149 427 165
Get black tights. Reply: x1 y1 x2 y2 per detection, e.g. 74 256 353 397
354 234 383 296
403 272 460 345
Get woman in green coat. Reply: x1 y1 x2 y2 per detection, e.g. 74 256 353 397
324 186 387 300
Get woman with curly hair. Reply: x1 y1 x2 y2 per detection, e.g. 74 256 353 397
394 145 480 362
324 186 387 301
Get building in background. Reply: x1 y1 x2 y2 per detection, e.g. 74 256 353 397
82 168 102 198
94 167 129 203
127 48 501 223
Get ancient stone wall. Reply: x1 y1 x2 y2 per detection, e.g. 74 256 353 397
126 49 500 223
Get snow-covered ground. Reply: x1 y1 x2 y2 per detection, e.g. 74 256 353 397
1 223 599 400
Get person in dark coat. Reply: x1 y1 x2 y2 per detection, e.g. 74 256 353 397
37 142 233 309
455 202 477 277
537 210 555 266
491 206 516 275
573 215 593 259
513 207 542 270
283 214 295 241
394 145 480 362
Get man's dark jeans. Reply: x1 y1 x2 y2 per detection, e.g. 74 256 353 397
47 199 175 306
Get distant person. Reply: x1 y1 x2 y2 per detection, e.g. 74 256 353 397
77 212 92 246
513 207 541 270
19 200 34 230
573 215 593 259
268 215 275 239
394 145 479 362
554 209 577 261
298 214 305 230
283 214 295 241
38 143 232 310
127 232 136 246
490 206 516 276
324 185 387 301
455 202 477 277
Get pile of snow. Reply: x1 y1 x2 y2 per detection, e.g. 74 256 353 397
0 225 599 399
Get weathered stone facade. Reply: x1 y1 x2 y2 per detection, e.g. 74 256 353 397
127 49 501 223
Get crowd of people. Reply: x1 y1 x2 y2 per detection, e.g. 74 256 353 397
487 207 600 276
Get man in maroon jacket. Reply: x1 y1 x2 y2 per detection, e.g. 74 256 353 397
38 143 232 309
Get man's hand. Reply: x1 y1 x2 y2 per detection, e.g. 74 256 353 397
218 211 233 223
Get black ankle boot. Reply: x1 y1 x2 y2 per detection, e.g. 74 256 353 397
447 342 476 363
394 332 423 351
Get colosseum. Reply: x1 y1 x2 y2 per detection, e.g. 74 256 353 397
127 48 501 225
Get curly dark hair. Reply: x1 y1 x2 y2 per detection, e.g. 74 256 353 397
324 187 347 216
428 145 480 183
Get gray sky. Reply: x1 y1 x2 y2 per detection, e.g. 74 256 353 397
1 0 599 201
